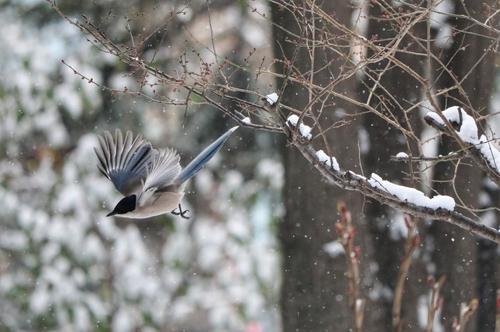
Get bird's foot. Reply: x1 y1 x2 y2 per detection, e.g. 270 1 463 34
171 204 190 219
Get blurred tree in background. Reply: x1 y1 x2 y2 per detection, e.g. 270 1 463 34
272 1 498 332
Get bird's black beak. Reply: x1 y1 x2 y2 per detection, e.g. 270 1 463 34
106 211 116 217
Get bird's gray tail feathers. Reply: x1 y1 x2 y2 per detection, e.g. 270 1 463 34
175 126 239 185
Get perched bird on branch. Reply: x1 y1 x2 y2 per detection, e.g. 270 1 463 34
94 126 239 219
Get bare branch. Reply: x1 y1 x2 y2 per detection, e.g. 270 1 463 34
392 215 420 331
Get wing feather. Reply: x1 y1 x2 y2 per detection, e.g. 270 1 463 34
143 148 181 191
94 129 154 195
115 129 123 169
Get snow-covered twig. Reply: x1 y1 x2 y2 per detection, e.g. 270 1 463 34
286 114 312 140
241 116 252 125
292 142 500 243
265 92 278 106
395 152 409 159
368 173 455 211
424 106 500 186
316 150 340 171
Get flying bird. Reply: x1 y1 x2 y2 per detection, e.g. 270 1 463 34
94 126 238 219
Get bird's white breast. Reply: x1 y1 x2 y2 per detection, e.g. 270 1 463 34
123 191 184 219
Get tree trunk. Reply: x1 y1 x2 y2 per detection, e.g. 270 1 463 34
271 1 374 331
431 0 498 330
361 2 427 331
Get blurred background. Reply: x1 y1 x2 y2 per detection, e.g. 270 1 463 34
0 0 283 331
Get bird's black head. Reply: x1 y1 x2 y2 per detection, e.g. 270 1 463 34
107 195 137 217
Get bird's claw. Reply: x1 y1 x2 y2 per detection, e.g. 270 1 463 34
171 204 190 219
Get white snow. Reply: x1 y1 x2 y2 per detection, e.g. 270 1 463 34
427 107 500 174
315 149 340 171
347 171 367 181
242 116 252 124
477 135 500 173
265 92 278 106
426 106 478 143
395 152 409 159
368 173 456 211
286 114 312 140
323 241 345 257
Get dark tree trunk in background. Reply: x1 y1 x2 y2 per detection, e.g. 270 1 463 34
361 3 426 331
431 0 498 331
478 183 500 331
271 1 375 331
271 0 498 331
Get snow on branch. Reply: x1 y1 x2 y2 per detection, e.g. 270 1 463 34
424 106 500 185
395 152 409 159
316 150 340 172
368 173 455 211
265 92 279 106
424 106 478 143
477 135 500 174
290 141 500 244
316 148 455 211
286 114 312 140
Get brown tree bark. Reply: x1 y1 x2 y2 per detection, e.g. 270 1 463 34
271 1 374 331
361 2 428 331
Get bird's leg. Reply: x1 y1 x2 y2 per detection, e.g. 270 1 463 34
171 203 190 219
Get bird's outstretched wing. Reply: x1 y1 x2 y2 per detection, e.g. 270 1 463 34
142 148 181 191
94 129 154 195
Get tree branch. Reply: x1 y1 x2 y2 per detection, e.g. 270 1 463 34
289 129 500 244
